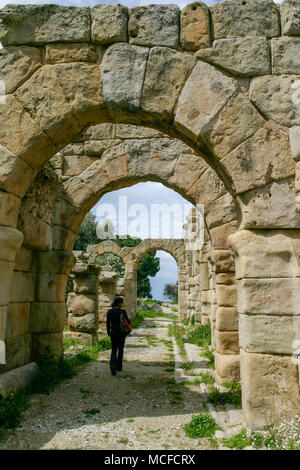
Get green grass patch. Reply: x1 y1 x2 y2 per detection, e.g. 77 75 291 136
84 408 100 417
0 390 30 439
207 382 242 407
182 361 195 372
184 413 221 439
181 378 201 386
200 347 215 369
185 325 211 349
199 372 215 385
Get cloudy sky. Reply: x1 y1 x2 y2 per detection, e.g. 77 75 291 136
92 182 193 300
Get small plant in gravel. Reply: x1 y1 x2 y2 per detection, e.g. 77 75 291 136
221 429 251 450
207 382 242 407
184 413 221 438
199 372 215 385
200 347 215 369
182 361 195 372
84 408 100 417
0 391 30 439
181 378 201 386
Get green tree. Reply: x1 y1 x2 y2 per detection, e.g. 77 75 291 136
74 214 160 298
163 281 178 303
73 212 98 251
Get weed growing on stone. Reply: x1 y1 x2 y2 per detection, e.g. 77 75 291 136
184 413 221 438
199 372 215 385
182 361 195 372
207 382 242 407
200 347 215 369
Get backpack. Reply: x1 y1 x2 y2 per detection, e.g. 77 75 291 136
120 312 132 335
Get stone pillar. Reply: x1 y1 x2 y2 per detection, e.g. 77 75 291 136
67 258 99 343
230 229 300 430
200 254 209 326
0 227 24 367
98 266 119 324
210 250 240 384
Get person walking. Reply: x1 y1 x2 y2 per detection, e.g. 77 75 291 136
106 297 131 376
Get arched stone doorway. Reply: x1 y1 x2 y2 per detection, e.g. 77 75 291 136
0 1 299 429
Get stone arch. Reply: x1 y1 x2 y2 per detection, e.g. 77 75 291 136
0 1 299 429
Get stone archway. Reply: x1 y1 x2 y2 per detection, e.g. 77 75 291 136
0 1 299 429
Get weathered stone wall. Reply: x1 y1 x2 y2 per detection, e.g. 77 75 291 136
0 0 299 429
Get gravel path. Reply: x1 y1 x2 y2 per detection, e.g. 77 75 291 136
0 308 222 450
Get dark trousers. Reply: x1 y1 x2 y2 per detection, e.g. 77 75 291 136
110 331 126 372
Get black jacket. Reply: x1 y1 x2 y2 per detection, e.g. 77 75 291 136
106 307 131 336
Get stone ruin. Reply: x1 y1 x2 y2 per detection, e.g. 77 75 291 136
0 0 299 429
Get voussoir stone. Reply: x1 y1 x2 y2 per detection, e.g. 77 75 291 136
0 46 42 94
250 75 300 128
101 43 149 117
128 4 180 48
175 61 238 141
180 2 210 51
281 0 300 36
141 47 195 120
196 38 271 77
91 4 128 45
0 4 90 46
271 37 300 75
45 43 99 64
208 92 265 159
210 0 280 39
220 121 295 194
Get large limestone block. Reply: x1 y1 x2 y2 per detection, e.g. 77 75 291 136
31 332 63 360
141 47 195 120
216 285 237 307
0 5 90 45
175 61 237 141
5 333 31 371
82 123 116 141
35 251 75 275
250 75 300 128
14 247 32 272
180 2 210 51
229 229 300 279
0 362 38 399
210 250 235 274
289 126 300 161
220 122 295 194
169 153 208 196
0 46 42 94
18 212 52 251
73 275 98 295
187 166 227 205
239 178 300 229
210 221 237 249
197 38 270 77
67 293 97 316
0 95 56 169
0 260 14 306
6 303 30 338
209 93 265 159
9 271 35 303
210 0 280 39
215 351 240 383
101 43 148 119
68 313 98 334
281 0 300 36
53 226 76 251
0 227 23 263
237 278 300 315
0 145 34 198
91 4 128 45
239 314 300 355
60 143 84 156
216 273 236 285
205 194 236 230
216 307 238 331
215 330 239 355
84 139 122 156
115 124 162 139
15 63 106 147
129 5 180 48
63 155 97 177
45 43 99 64
240 349 300 429
30 303 66 334
36 273 68 303
271 37 300 74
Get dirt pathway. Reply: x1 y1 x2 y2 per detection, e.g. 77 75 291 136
0 309 219 450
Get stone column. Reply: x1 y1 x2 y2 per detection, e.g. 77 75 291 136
210 250 240 384
98 266 119 324
230 229 300 429
0 227 24 367
67 259 99 343
200 254 209 326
